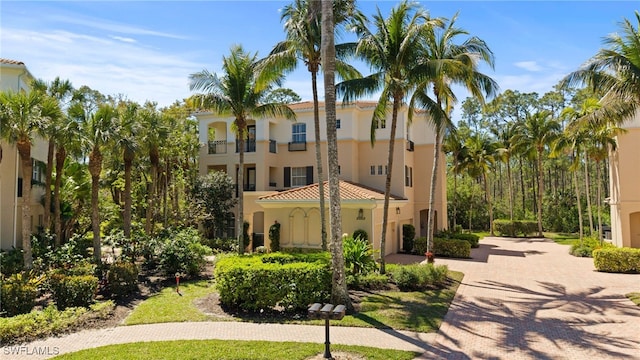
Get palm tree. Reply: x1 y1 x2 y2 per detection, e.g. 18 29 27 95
268 0 361 250
442 128 467 229
562 11 640 125
190 45 296 255
83 103 118 263
0 90 52 268
411 12 498 252
493 122 517 222
337 0 441 273
321 0 352 311
466 134 497 235
513 111 561 237
32 77 73 233
114 101 140 239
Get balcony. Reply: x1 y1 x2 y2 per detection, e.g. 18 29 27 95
207 140 227 154
288 141 307 152
269 139 277 153
406 140 414 152
236 139 256 153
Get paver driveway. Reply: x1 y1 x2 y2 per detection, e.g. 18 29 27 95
4 237 639 359
416 236 640 359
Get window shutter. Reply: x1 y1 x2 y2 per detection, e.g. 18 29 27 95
284 167 291 187
306 166 313 185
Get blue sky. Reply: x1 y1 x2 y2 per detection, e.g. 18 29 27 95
1 1 638 122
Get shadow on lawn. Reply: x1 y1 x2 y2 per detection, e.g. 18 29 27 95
434 280 640 359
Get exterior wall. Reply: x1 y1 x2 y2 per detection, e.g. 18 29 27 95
609 112 640 248
0 61 47 250
195 102 446 254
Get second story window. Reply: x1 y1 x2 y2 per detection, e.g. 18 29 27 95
292 123 306 143
336 119 341 129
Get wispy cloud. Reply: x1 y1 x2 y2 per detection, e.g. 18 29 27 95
2 27 204 106
111 35 136 43
49 13 188 40
514 61 542 72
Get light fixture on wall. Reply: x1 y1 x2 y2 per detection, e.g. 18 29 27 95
395 207 401 215
356 208 365 220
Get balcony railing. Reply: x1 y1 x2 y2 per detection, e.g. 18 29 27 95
235 183 257 197
269 139 277 153
406 140 414 152
207 140 227 154
236 139 256 153
288 141 307 151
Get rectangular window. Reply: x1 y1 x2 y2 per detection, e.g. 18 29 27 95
292 123 306 143
385 165 388 175
405 166 413 187
370 166 375 175
336 119 341 129
375 118 386 129
291 167 307 187
377 165 383 175
338 165 341 175
410 167 413 187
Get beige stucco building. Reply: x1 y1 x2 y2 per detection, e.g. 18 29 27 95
0 59 48 250
195 101 446 256
609 111 640 248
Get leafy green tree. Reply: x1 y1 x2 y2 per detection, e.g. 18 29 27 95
192 171 236 238
190 45 296 254
262 88 301 104
114 101 141 239
465 134 498 234
0 90 51 268
338 0 441 273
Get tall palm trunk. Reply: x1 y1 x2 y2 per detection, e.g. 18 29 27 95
536 147 544 237
596 159 603 244
484 172 494 235
427 128 442 253
146 149 159 236
583 152 594 236
322 0 351 311
89 148 102 264
17 140 34 269
44 140 54 232
573 163 584 244
452 171 458 229
123 148 134 239
54 146 66 246
380 97 400 274
310 68 327 251
237 123 246 255
507 158 514 221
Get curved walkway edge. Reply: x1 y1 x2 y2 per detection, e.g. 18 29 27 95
2 322 436 359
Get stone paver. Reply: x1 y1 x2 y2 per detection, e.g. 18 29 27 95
4 237 639 359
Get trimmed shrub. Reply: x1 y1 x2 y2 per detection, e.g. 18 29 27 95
352 229 369 242
433 238 471 258
49 274 98 310
413 237 427 255
437 231 480 248
0 272 42 317
106 262 139 297
215 253 331 311
390 263 449 291
347 272 389 291
593 248 640 273
570 237 615 258
0 248 24 276
402 224 415 252
268 221 281 252
494 219 538 237
158 228 213 276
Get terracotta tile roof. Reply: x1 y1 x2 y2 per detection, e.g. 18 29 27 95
258 180 405 201
288 101 379 111
0 58 25 66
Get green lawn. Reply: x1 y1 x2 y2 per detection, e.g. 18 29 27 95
53 340 418 360
627 292 640 306
124 280 217 325
545 232 580 245
125 271 463 333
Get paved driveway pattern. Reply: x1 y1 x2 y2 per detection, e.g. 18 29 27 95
4 237 639 359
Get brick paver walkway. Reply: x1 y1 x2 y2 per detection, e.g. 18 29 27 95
4 237 639 359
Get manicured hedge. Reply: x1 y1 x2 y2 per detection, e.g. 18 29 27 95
390 263 449 291
0 273 39 317
106 261 139 297
434 238 471 258
214 253 331 312
49 274 99 310
437 232 480 248
494 219 538 237
413 237 471 258
593 248 640 273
